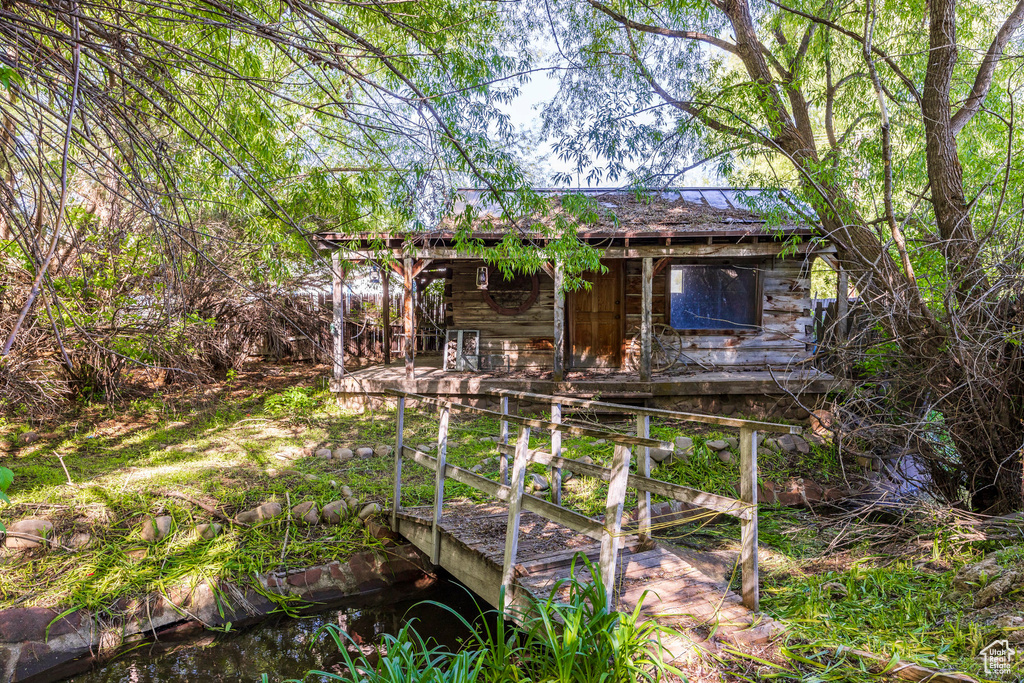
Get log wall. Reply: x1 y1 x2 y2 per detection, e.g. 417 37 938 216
447 257 812 371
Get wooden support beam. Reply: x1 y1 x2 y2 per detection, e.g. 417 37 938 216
411 258 433 278
331 251 345 381
636 414 651 544
653 257 672 276
836 267 849 341
391 396 405 529
539 262 555 279
502 425 531 607
640 257 653 382
499 396 510 486
382 266 392 365
431 403 450 564
739 426 759 611
550 402 562 506
403 256 415 380
600 443 632 611
553 261 565 382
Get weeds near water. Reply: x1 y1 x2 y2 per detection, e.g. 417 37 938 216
291 555 682 683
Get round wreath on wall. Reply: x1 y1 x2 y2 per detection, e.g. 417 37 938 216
481 267 540 315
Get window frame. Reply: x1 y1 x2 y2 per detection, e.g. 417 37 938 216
664 260 764 334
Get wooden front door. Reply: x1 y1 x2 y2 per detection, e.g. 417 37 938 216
571 261 623 368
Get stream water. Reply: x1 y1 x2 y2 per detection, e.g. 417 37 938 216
63 577 494 683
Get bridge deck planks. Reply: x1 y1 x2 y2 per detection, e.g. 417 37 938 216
394 502 778 655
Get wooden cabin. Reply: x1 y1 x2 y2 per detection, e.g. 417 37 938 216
320 189 838 419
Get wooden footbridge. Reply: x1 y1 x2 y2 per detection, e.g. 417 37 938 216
385 389 802 655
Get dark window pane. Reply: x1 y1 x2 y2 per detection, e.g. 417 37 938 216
669 265 759 330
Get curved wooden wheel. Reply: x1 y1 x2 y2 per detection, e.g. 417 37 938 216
625 324 683 374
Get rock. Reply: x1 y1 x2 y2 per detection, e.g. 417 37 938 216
19 431 39 444
953 554 1001 591
5 518 53 549
321 500 348 524
333 447 354 461
649 447 674 463
577 455 594 466
374 445 393 458
716 449 735 464
340 485 354 499
140 515 172 543
528 473 549 491
674 436 694 456
763 437 780 452
355 447 374 459
591 439 606 445
778 434 810 454
809 409 833 437
975 569 1023 608
414 444 434 453
724 437 738 450
821 581 849 598
357 503 381 521
291 501 320 525
68 532 92 549
345 497 360 512
195 523 222 540
303 474 319 482
235 502 283 524
758 481 777 504
315 448 332 459
470 464 483 474
265 468 281 478
705 439 728 451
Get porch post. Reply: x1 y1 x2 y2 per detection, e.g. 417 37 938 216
331 250 345 382
640 257 653 382
553 261 565 382
403 256 415 380
382 265 392 365
836 266 849 341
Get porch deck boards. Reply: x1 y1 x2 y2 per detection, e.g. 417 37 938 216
331 358 838 397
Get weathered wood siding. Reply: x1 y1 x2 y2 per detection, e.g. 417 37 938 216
623 257 812 368
449 261 556 369
448 257 812 370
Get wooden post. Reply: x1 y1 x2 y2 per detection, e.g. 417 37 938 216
553 261 565 382
382 266 392 365
600 443 631 612
636 414 651 544
836 266 849 341
403 256 415 380
331 251 345 382
392 396 405 529
550 402 562 506
739 426 759 611
499 395 510 486
431 403 450 565
501 424 531 607
640 257 652 382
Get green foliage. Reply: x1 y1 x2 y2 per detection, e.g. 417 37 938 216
293 555 680 683
263 387 324 417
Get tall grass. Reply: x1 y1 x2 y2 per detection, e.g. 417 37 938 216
286 556 681 683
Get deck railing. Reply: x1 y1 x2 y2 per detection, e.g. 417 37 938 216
387 388 801 613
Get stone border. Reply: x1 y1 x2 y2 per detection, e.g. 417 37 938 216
0 544 433 683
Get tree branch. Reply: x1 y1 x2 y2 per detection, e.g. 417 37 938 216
586 0 740 53
950 0 1024 134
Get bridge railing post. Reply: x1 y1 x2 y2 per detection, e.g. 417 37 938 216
501 424 531 610
431 403 450 565
636 413 651 544
550 402 562 506
499 396 509 486
739 426 759 611
599 443 631 612
392 396 405 530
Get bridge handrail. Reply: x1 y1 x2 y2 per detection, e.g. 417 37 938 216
389 389 762 614
384 389 674 450
488 388 802 434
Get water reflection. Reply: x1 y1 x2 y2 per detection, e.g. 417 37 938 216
66 578 492 683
